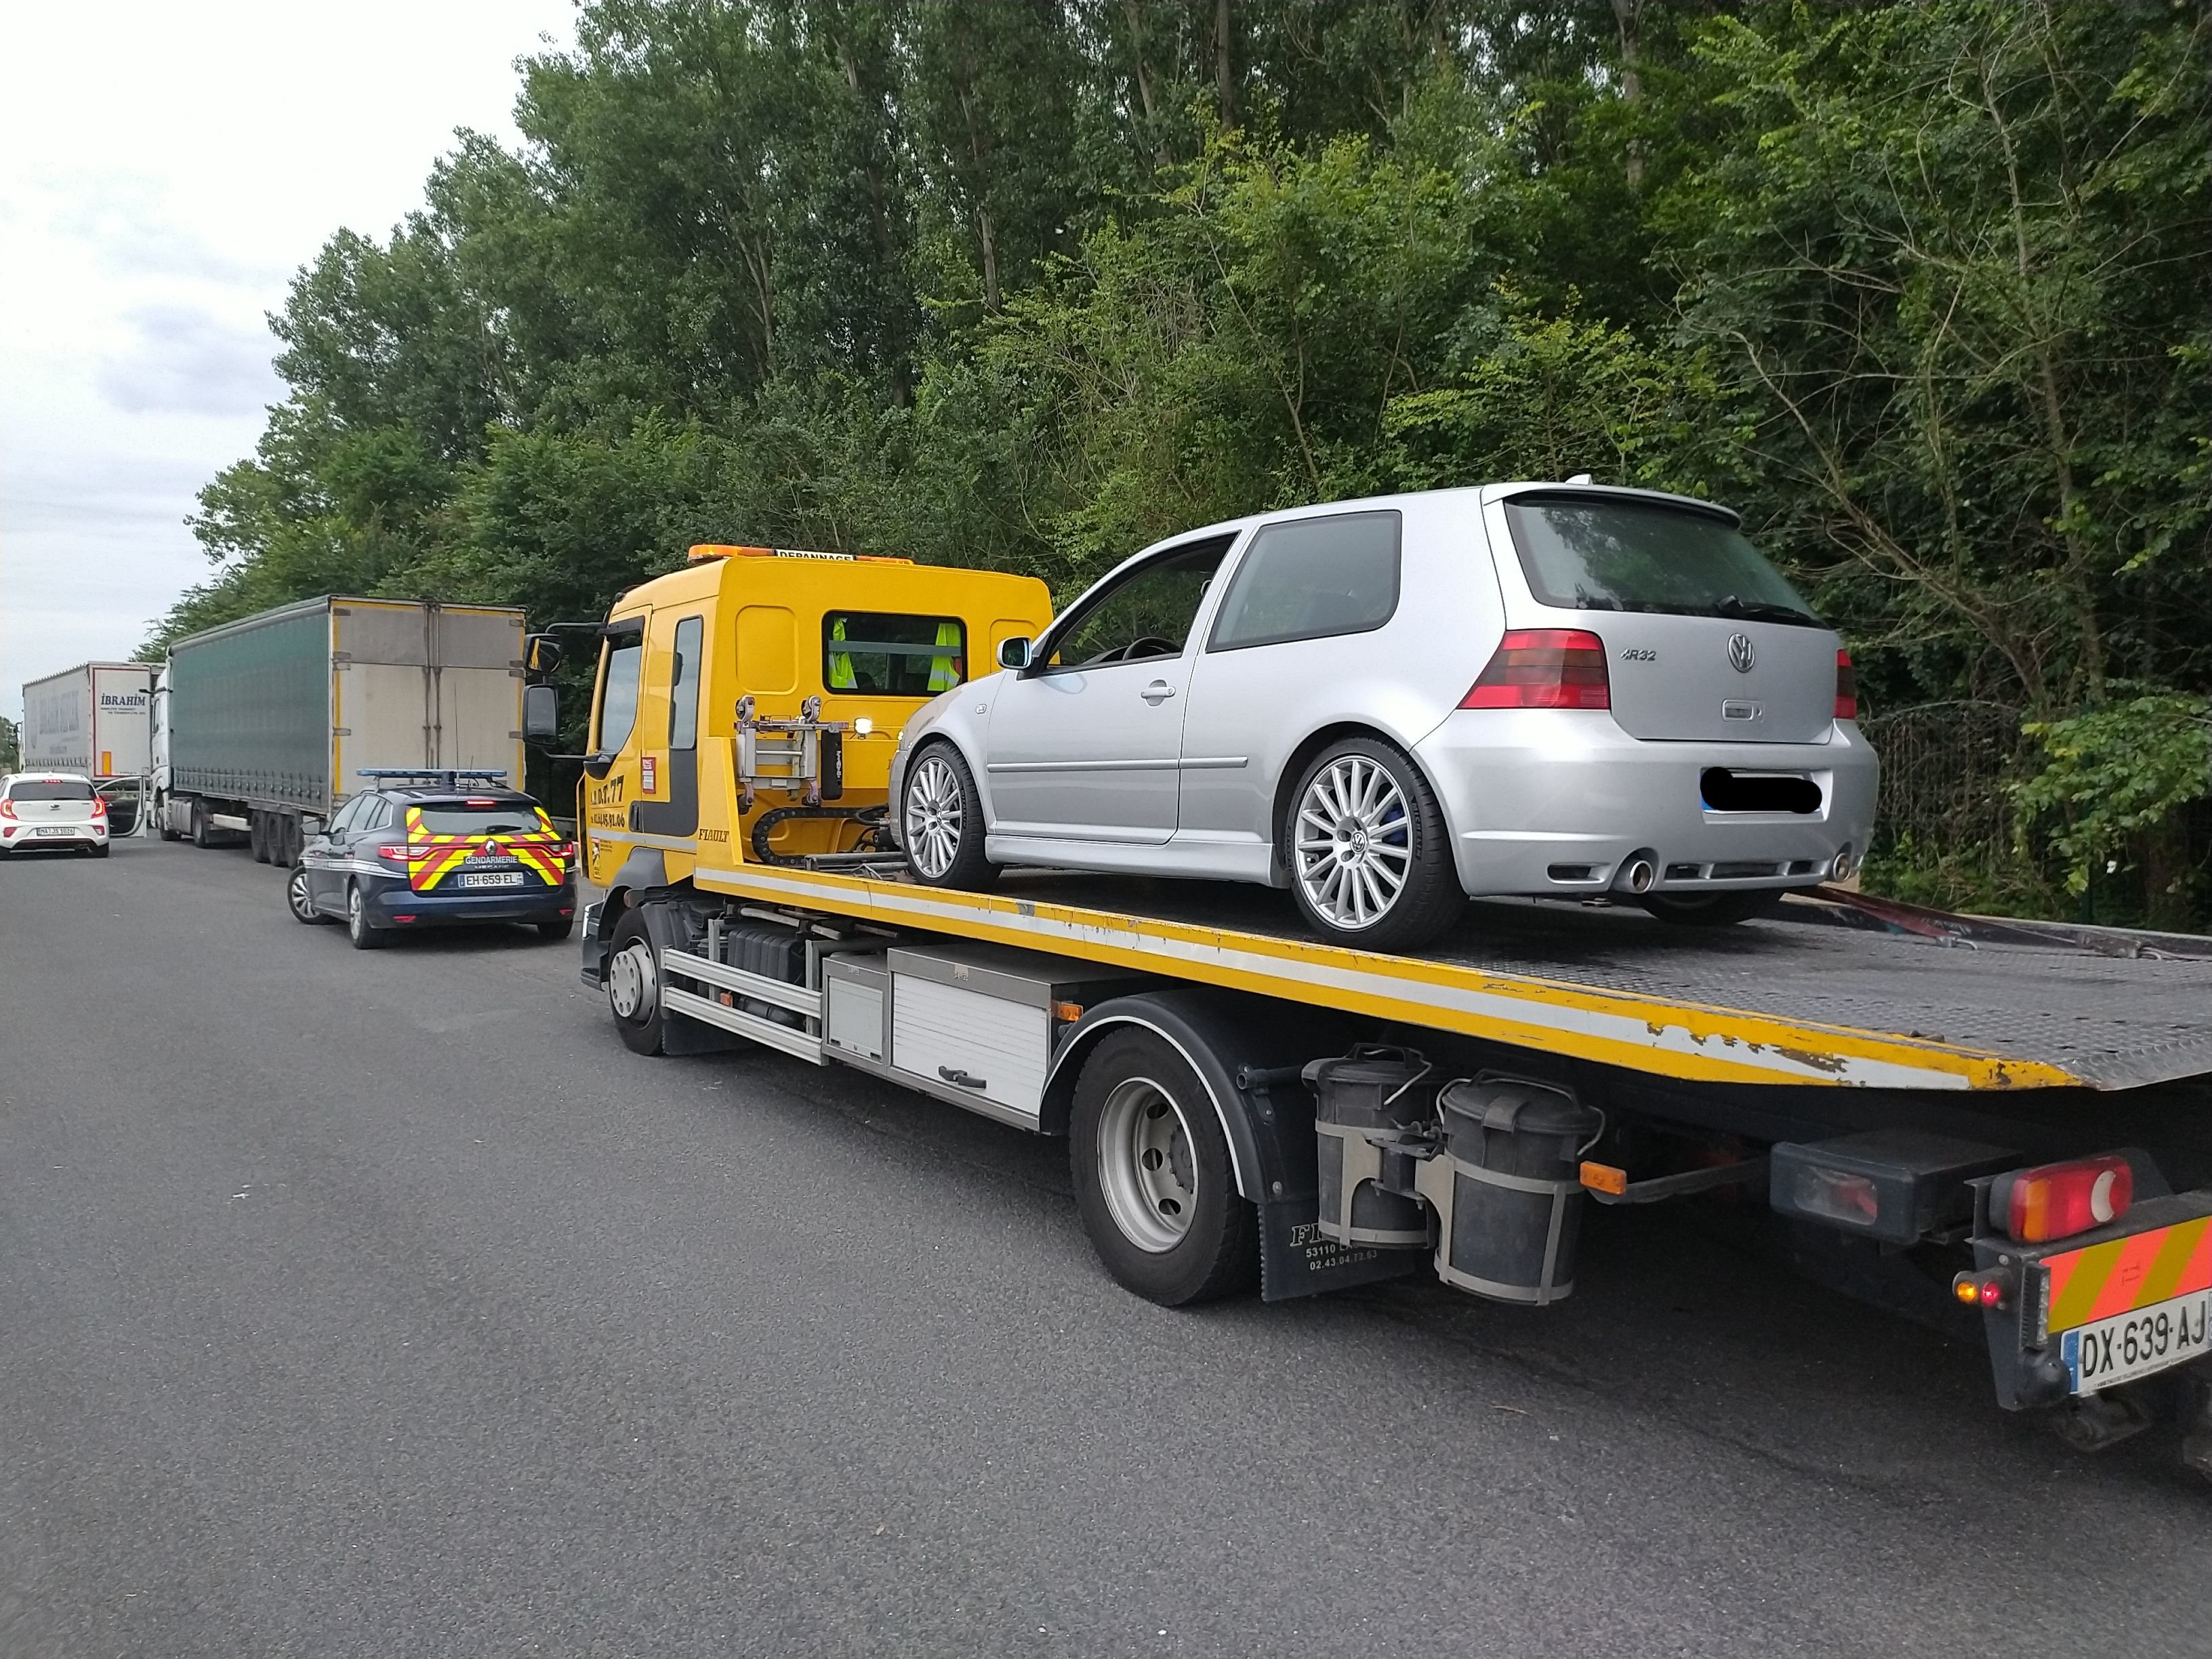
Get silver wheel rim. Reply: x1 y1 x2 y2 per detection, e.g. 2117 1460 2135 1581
1294 754 1412 930
348 886 365 934
288 869 311 918
608 940 657 1022
904 754 964 880
1096 1076 1197 1253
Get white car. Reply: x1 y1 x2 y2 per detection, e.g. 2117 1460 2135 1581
888 483 1878 951
0 772 111 857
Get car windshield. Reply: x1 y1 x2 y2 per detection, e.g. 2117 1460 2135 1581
413 802 543 835
8 780 94 801
1503 496 1822 627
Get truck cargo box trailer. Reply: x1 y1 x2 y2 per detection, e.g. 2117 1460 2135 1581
153 596 527 865
19 662 156 781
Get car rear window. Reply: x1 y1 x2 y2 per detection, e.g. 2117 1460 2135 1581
824 612 966 696
411 802 544 836
7 779 94 801
1502 496 1822 628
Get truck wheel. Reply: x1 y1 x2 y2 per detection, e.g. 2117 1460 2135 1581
157 798 180 842
1070 1028 1258 1306
1637 890 1784 927
901 742 998 891
191 802 217 850
605 910 665 1055
249 813 270 863
1286 736 1462 951
346 882 387 950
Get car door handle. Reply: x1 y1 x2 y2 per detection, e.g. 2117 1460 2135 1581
1141 681 1176 703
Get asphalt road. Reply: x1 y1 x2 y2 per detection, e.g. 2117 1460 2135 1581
5 837 2208 1658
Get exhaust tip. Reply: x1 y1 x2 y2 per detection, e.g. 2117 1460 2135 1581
1614 854 1656 895
1830 845 1855 881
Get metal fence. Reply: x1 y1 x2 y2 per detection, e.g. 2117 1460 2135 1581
1859 701 2026 857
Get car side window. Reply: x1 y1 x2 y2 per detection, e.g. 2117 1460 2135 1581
365 800 396 832
1045 537 1233 671
1208 511 1401 651
328 796 366 835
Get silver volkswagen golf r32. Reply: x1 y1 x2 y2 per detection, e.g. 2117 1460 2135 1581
888 482 1879 952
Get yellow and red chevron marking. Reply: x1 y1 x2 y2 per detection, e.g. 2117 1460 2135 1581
2045 1215 2212 1334
402 806 567 893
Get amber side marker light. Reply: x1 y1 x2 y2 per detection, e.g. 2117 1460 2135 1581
1579 1161 1629 1197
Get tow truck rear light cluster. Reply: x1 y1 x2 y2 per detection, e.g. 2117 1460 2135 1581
1835 649 1858 720
1462 630 1610 711
1995 1154 2133 1244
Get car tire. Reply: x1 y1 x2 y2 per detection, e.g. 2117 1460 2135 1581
346 881 387 950
900 741 998 891
1637 890 1786 927
537 916 575 942
287 863 326 924
91 842 110 859
1285 736 1462 952
605 909 665 1056
1069 1028 1258 1306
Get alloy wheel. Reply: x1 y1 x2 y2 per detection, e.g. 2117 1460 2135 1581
903 753 964 880
608 939 658 1022
1294 754 1413 930
1094 1076 1198 1253
287 867 314 921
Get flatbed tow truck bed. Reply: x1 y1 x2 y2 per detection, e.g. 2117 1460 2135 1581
684 859 2212 1094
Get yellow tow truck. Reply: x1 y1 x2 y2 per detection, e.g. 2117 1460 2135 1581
523 541 2212 1470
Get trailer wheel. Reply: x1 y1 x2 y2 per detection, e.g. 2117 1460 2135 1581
249 812 270 863
1070 1029 1258 1306
605 910 665 1056
346 882 387 951
900 741 998 891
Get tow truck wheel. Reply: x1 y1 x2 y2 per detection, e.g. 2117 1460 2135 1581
605 912 665 1055
901 742 998 891
346 881 387 950
1070 1028 1258 1306
1637 890 1783 927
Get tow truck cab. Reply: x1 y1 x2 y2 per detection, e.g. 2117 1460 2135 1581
558 544 1051 901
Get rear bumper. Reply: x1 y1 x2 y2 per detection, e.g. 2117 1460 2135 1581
363 877 574 926
1414 710 1879 897
0 823 107 850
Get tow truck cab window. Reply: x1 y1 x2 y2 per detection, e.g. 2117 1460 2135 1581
596 632 644 752
669 616 703 748
823 612 966 697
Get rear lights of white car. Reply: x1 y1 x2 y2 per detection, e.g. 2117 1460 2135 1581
1835 649 1858 720
1460 629 1610 710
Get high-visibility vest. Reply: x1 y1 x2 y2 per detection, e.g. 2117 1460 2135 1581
828 617 857 690
927 621 962 691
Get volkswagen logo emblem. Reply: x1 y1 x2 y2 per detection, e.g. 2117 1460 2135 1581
1727 632 1756 674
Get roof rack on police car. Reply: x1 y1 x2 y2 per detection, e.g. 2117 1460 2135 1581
355 768 511 787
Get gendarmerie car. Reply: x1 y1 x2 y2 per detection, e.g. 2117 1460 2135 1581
287 769 575 950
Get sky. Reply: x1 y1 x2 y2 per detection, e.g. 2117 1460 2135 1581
0 0 578 722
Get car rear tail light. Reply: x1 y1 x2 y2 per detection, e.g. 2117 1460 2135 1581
1994 1154 2133 1244
0 800 16 821
375 843 413 863
91 796 108 818
554 841 575 860
1834 649 1857 720
1462 630 1610 710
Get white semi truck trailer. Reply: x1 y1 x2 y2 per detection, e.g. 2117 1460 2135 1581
18 662 157 829
153 596 529 866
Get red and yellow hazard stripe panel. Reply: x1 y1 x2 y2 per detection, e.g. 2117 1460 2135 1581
2045 1216 2212 1334
402 806 568 893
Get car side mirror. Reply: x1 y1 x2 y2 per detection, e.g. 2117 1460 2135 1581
523 683 560 743
524 633 565 674
997 636 1033 672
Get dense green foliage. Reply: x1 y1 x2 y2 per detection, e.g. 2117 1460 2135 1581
157 0 2212 923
